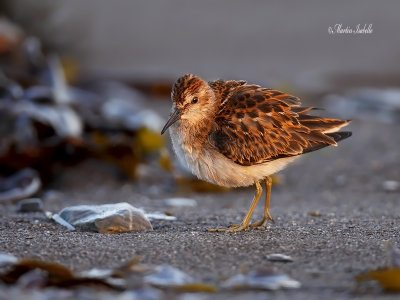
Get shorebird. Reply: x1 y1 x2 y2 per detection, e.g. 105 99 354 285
161 74 351 233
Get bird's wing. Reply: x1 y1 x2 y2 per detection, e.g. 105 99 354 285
209 82 350 166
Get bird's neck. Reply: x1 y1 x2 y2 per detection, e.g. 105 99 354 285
185 117 214 143
173 111 215 149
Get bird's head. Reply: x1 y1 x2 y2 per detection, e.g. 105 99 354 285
161 74 216 134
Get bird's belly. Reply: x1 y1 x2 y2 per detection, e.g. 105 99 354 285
189 150 297 187
170 128 297 187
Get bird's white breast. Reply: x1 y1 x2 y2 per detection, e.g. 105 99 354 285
169 123 297 188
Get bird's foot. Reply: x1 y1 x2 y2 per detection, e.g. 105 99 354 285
208 223 250 233
249 214 274 230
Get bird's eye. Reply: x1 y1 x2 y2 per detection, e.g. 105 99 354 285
192 97 198 104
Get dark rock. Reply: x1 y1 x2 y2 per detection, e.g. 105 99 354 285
16 198 43 212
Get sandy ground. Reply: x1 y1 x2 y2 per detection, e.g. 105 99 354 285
1 114 400 299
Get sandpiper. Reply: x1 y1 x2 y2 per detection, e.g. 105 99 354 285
161 74 351 233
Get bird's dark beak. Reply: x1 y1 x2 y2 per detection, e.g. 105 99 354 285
161 108 182 135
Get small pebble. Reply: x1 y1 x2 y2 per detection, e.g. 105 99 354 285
0 253 18 266
383 180 399 192
16 198 43 212
266 254 293 263
145 212 177 221
164 198 197 207
144 264 195 287
222 268 300 290
0 169 41 203
308 210 322 217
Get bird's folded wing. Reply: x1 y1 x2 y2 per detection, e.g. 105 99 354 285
209 84 346 166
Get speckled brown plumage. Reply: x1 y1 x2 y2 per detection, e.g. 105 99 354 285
208 80 351 166
162 74 351 232
165 73 351 171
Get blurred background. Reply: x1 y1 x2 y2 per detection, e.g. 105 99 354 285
1 0 400 205
4 0 400 88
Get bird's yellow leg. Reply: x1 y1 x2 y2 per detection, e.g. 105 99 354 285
209 180 262 233
250 176 274 229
